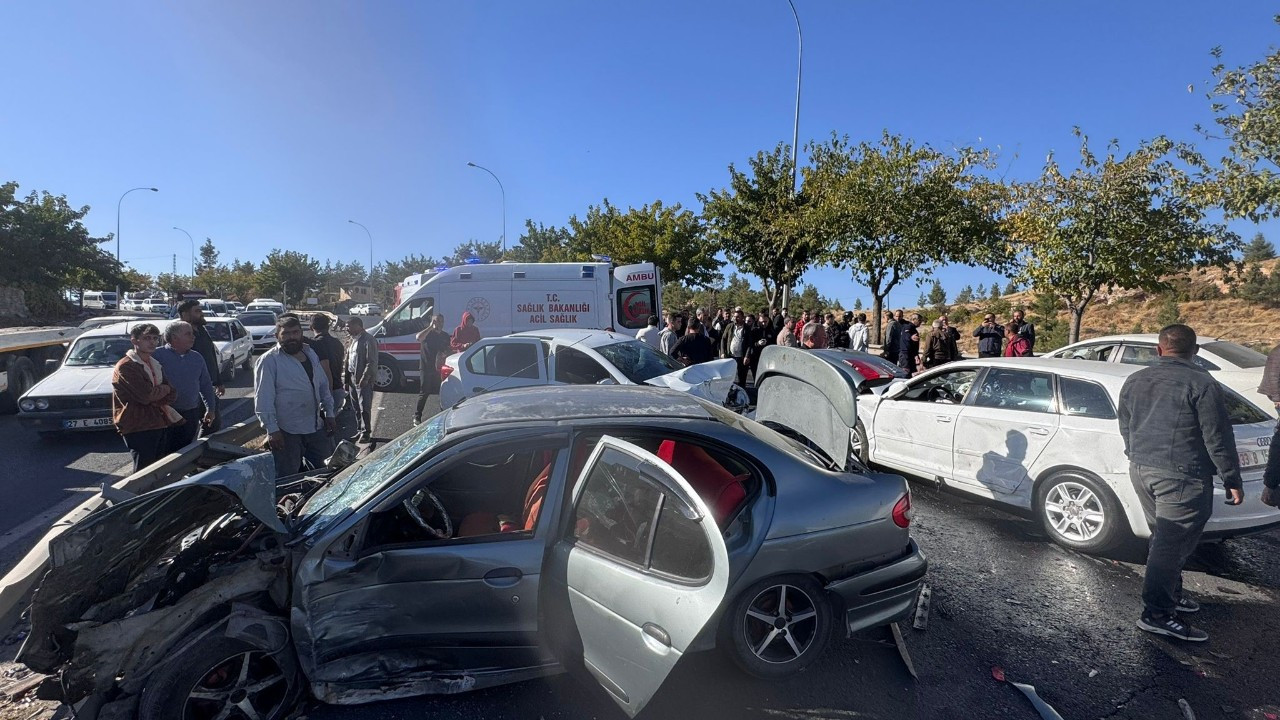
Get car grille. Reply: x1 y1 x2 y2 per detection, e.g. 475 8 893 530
46 395 113 411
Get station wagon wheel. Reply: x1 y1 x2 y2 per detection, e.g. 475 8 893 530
138 633 301 720
721 574 831 679
1035 471 1127 554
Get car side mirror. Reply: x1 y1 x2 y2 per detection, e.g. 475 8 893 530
45 358 60 373
884 380 909 400
326 440 360 470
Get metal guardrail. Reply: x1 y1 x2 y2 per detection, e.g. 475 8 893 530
0 419 266 631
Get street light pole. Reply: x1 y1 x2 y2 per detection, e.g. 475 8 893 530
172 226 195 279
348 219 374 299
467 162 507 254
115 186 158 302
782 0 802 313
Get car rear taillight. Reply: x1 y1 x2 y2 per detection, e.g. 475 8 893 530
440 364 454 381
892 492 913 528
844 358 890 381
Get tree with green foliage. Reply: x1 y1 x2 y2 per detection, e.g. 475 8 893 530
700 143 821 310
927 279 947 307
196 238 220 275
853 297 863 310
988 284 1000 301
976 283 986 298
1028 293 1068 352
1192 24 1280 221
1004 279 1019 295
1155 293 1184 327
0 181 123 313
155 273 191 299
258 250 321 307
1232 263 1280 307
506 220 575 264
1008 129 1239 344
1243 232 1276 262
805 132 1011 344
917 292 927 308
955 285 974 304
569 199 722 288
224 259 258 303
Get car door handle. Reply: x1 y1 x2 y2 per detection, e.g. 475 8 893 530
935 416 953 423
642 622 671 647
1028 427 1051 436
483 567 523 588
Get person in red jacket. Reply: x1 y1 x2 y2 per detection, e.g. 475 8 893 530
450 311 481 353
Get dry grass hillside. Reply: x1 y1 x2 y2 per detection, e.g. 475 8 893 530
911 259 1280 356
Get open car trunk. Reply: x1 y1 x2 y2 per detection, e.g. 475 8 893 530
752 346 865 471
18 454 292 702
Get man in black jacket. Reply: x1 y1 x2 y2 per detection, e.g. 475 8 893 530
973 313 1005 358
1118 324 1243 642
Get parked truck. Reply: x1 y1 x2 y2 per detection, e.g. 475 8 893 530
0 326 82 414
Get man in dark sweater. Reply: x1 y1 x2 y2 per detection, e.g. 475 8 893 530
1118 324 1243 642
973 313 1005 358
672 319 716 366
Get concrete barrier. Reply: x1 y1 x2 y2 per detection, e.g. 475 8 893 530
0 419 266 631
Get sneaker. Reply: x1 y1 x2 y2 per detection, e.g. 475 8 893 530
1176 597 1201 614
1137 613 1208 642
412 416 421 426
357 432 372 443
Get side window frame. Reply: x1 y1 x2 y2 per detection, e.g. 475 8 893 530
1056 376 1117 420
972 367 1059 414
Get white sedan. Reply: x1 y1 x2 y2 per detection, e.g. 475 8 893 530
439 329 748 411
236 311 281 351
1044 334 1275 417
203 317 255 380
850 357 1280 554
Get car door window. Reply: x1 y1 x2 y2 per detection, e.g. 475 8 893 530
902 369 979 404
572 444 714 583
1063 344 1117 362
1058 377 1115 419
554 347 612 384
384 296 435 336
466 343 540 379
973 368 1057 413
1119 344 1160 366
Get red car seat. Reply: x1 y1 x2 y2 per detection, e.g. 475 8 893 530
656 440 748 524
456 452 553 538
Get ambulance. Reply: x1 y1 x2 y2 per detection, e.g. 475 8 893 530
369 261 661 390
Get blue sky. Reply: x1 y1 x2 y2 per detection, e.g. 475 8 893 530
2 1 1277 309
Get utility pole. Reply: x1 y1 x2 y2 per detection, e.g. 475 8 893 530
782 0 803 312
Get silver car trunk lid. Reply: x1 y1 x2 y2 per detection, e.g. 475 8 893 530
752 346 865 472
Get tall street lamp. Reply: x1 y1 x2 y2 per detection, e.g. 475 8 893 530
116 186 158 301
782 0 802 312
467 162 507 254
348 219 374 299
172 226 195 279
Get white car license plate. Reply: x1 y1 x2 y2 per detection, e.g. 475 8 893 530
63 417 114 429
1238 448 1269 469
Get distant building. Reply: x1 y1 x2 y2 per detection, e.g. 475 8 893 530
340 284 372 303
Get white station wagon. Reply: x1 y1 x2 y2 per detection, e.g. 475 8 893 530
852 357 1280 553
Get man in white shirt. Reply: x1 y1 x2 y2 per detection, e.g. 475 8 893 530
255 316 336 478
635 314 661 349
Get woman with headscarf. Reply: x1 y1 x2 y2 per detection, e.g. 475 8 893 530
450 311 481 353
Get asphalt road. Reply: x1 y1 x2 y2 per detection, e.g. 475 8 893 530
3 380 1280 719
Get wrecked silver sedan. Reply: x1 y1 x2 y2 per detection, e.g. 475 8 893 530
19 381 926 720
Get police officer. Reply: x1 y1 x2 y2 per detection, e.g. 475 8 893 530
1118 324 1243 642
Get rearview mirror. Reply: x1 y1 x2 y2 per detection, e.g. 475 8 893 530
884 380 910 400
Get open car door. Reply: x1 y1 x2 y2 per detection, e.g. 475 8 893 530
549 436 729 717
753 346 863 471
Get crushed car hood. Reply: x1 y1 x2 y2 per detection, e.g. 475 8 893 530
19 453 283 671
645 358 742 406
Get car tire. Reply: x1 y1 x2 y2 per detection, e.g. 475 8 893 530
242 352 253 371
720 574 832 680
1035 470 1128 554
0 357 36 415
851 419 870 467
137 632 302 720
374 353 401 392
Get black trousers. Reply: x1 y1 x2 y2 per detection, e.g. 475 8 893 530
978 351 1001 358
167 407 204 453
1130 463 1214 617
122 427 169 474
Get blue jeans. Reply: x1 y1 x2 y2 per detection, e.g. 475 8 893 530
1130 463 1213 617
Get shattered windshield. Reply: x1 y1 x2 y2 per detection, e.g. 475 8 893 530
297 415 446 537
595 340 684 383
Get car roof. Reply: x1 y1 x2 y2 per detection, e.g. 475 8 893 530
939 357 1143 385
76 318 179 338
511 328 638 348
444 384 714 431
1057 333 1231 347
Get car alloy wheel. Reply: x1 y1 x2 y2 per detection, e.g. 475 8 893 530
743 582 820 665
183 650 290 720
1042 480 1105 543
